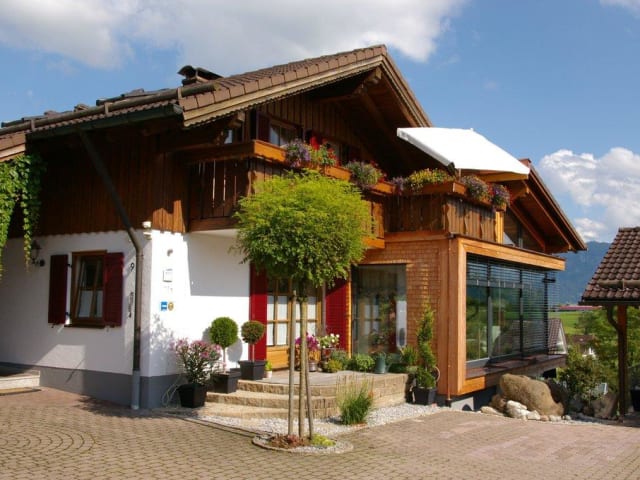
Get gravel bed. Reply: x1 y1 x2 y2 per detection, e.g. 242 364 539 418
195 402 446 437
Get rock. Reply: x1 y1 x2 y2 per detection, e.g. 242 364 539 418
506 400 530 419
592 391 618 419
545 379 569 411
490 393 507 412
481 406 504 416
539 414 549 422
499 374 564 417
527 410 541 421
549 415 562 422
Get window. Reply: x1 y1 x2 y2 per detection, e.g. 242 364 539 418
466 254 556 366
269 120 297 147
351 265 407 354
266 278 319 346
48 251 124 327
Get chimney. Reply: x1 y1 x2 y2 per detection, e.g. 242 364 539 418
178 65 222 85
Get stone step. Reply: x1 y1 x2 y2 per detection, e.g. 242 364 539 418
0 368 40 390
206 371 409 419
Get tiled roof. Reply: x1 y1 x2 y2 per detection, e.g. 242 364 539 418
0 45 411 146
581 227 640 304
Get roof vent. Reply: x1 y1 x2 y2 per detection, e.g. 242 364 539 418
178 65 222 85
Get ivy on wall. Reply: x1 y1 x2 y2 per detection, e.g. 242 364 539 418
0 154 46 276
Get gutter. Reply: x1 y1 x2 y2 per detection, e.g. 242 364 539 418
77 129 144 410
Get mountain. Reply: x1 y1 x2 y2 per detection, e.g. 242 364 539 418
556 241 610 305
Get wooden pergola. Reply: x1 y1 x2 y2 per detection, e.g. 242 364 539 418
581 227 640 416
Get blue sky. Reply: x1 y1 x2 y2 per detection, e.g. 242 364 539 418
1 0 639 243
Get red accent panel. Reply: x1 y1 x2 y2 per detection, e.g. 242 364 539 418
48 254 68 324
325 278 348 349
249 264 268 360
103 252 124 327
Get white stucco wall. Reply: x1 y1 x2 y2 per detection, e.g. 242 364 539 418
0 229 250 380
145 231 250 377
0 232 137 375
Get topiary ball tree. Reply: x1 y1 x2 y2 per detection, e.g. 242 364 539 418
241 320 265 361
210 316 238 371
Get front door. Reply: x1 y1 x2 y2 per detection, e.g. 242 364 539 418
266 278 321 369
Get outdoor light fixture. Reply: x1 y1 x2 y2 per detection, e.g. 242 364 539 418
30 240 45 267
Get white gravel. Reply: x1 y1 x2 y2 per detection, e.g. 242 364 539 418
195 402 446 437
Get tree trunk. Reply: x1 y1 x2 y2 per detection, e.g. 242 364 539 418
287 287 297 436
302 294 314 439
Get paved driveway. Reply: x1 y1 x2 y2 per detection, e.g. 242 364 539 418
1 388 639 479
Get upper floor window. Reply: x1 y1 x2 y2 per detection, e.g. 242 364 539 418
269 120 297 146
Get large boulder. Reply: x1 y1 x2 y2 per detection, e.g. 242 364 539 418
499 374 564 417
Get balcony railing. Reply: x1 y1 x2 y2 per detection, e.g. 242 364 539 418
187 141 503 244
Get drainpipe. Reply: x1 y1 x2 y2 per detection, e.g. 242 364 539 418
77 130 143 410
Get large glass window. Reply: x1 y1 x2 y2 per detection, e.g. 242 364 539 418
266 279 319 346
466 254 556 366
351 265 407 354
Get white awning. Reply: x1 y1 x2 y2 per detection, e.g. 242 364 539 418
397 127 530 180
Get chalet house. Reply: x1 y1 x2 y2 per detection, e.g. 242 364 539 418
0 45 585 408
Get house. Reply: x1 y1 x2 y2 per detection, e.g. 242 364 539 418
0 45 585 409
581 226 640 414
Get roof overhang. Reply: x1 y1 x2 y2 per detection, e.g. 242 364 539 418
397 127 530 181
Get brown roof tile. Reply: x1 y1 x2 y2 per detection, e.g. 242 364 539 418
581 227 640 304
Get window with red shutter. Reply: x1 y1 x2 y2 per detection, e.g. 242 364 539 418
48 250 124 328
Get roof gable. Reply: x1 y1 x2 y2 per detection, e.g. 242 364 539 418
581 227 640 305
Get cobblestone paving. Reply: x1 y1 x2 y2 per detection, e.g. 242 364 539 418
1 388 640 480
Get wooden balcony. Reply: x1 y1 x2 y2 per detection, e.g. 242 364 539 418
186 141 503 244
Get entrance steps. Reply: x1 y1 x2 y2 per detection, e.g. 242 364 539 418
205 370 408 419
0 366 40 394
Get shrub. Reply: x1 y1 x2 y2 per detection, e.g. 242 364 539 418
240 320 265 345
336 375 374 425
347 353 375 372
325 358 343 373
400 345 419 366
330 349 350 366
559 347 604 405
210 317 238 349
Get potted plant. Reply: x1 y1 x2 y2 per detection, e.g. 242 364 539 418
295 333 320 371
410 304 439 405
343 160 384 190
373 351 387 374
264 360 273 379
172 338 221 408
239 320 266 380
209 316 241 394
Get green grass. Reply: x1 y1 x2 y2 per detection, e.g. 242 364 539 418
557 311 584 336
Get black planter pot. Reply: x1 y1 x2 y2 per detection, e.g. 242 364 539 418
412 386 437 405
212 368 241 394
239 360 266 381
177 383 207 408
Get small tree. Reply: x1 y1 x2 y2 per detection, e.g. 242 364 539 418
234 170 371 437
415 303 437 388
241 320 265 361
209 316 238 371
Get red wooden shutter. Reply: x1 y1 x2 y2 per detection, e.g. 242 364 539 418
48 254 68 324
249 264 268 360
103 252 124 327
325 278 348 349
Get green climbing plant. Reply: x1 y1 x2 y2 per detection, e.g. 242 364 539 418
0 153 46 276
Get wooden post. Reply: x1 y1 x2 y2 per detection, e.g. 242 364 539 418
619 306 628 416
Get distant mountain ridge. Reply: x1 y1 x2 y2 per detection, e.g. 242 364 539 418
556 241 610 305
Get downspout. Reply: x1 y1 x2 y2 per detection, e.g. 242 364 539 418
77 129 143 410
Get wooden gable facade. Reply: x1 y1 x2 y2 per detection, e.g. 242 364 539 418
0 45 586 405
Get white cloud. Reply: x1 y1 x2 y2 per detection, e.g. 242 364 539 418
601 0 640 16
0 0 467 74
538 147 640 242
